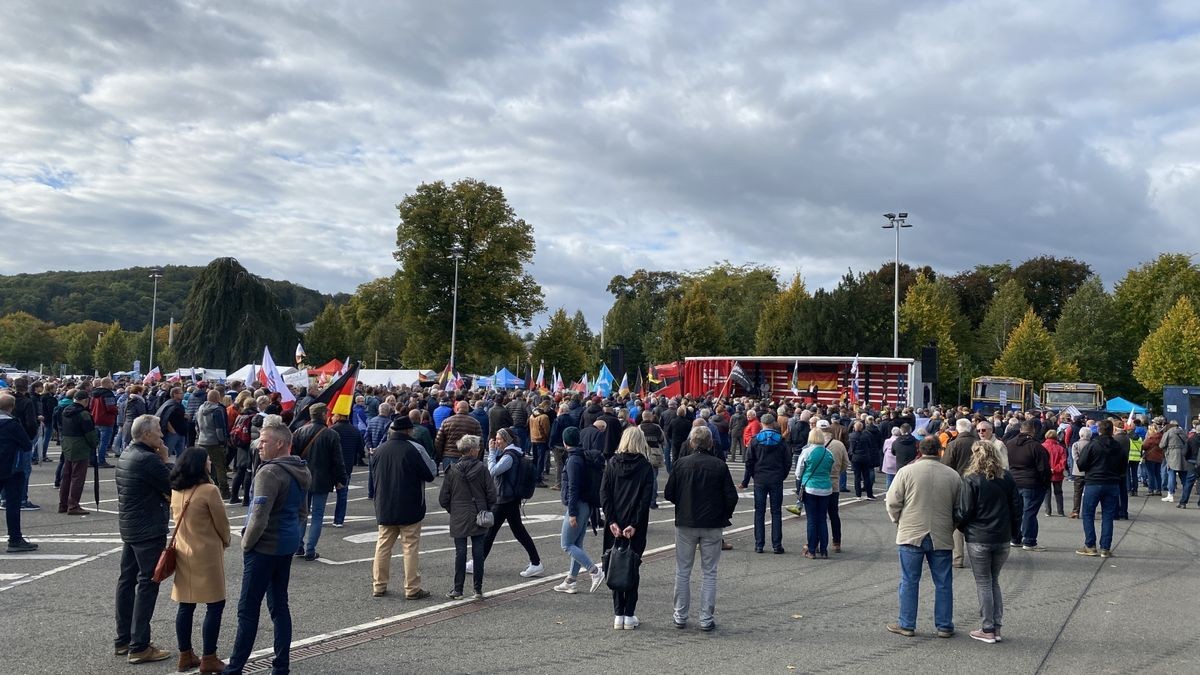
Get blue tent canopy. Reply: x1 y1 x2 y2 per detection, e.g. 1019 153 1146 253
477 367 525 389
1105 397 1146 414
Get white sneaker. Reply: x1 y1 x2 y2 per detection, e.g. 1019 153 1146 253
589 567 606 593
614 615 625 630
1163 494 1174 502
553 580 578 594
465 560 474 573
519 562 544 578
623 615 640 630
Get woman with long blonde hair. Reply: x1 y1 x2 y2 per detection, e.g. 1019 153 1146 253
956 441 1021 644
601 426 655 630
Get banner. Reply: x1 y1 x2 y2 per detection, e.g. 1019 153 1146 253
283 368 310 388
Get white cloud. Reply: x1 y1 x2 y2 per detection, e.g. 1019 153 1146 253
2 0 1198 332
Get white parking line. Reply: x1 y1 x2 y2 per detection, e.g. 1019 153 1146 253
0 546 123 593
0 554 86 561
0 573 27 581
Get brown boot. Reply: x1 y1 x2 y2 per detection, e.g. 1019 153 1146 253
198 653 226 674
177 649 200 671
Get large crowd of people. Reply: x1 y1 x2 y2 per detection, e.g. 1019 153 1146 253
1 371 1197 669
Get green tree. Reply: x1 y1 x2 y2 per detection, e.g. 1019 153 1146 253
947 263 1013 330
1133 296 1200 393
900 274 968 401
531 309 589 383
66 329 95 374
993 309 1079 389
604 270 683 366
1111 254 1200 398
691 263 778 355
92 321 133 374
1053 276 1120 388
0 311 56 369
659 285 726 360
1009 256 1093 330
976 279 1031 367
754 274 810 355
394 179 544 371
174 258 298 369
305 303 349 365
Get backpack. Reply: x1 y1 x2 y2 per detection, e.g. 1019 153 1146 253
231 414 253 448
582 448 607 508
508 448 538 501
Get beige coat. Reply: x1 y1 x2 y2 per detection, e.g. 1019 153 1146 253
885 456 961 550
824 439 850 483
170 483 231 604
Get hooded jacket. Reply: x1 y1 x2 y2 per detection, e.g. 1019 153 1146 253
89 387 118 427
195 400 228 446
600 451 655 531
244 455 312 555
60 402 99 462
1076 434 1125 484
438 456 496 537
742 428 790 486
1006 432 1050 489
0 414 32 483
892 434 918 469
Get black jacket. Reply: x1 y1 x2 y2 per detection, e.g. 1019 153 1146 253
580 403 603 430
488 404 513 439
1006 433 1050 489
664 449 738 529
373 434 436 526
580 426 607 457
12 392 38 439
892 434 918 468
943 432 980 475
506 398 529 428
742 429 790 486
292 421 345 494
0 416 32 483
848 430 876 465
666 415 692 451
600 452 655 530
956 471 1022 544
115 442 171 544
598 412 622 456
1077 435 1125 484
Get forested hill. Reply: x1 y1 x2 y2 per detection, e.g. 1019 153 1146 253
0 265 349 328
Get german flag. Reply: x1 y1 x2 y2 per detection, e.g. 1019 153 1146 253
648 365 662 385
311 362 359 417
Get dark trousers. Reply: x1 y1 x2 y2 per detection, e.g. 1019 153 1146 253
58 459 88 511
1127 461 1140 494
176 600 225 655
532 442 549 478
114 537 166 653
802 491 831 555
1118 475 1130 519
1015 487 1046 546
1044 480 1064 515
828 491 842 544
752 481 783 551
4 474 24 542
552 446 567 487
453 534 485 594
230 465 251 504
603 528 647 617
225 550 293 675
853 461 876 498
1072 476 1086 514
482 501 541 565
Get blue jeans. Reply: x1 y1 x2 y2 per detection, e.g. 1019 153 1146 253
1164 463 1176 494
1015 487 1046 546
165 432 186 459
224 550 293 675
752 481 784 551
301 492 330 555
1177 470 1197 505
560 502 594 577
663 441 673 474
885 473 896 489
1081 482 1120 550
532 442 549 478
512 426 530 453
441 456 461 473
802 491 830 555
1126 462 1140 493
838 469 848 491
897 534 954 632
333 463 353 525
1143 461 1162 491
96 424 114 463
39 424 52 460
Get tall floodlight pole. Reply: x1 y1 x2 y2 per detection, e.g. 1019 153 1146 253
148 267 164 371
448 245 464 370
882 213 911 358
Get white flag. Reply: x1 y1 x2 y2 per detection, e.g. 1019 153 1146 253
261 346 297 408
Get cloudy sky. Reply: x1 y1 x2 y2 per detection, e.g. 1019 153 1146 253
3 0 1199 329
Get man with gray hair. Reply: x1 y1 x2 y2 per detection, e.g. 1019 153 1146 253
941 418 979 568
664 425 738 631
365 402 395 500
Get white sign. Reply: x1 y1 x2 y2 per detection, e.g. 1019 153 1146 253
284 369 310 388
1064 405 1082 419
1167 405 1178 413
999 390 1008 408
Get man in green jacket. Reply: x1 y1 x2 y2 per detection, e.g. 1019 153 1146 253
59 390 98 515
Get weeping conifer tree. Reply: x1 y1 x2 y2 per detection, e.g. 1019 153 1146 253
174 258 298 369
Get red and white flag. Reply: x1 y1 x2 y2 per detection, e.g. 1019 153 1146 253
261 346 297 411
142 367 161 385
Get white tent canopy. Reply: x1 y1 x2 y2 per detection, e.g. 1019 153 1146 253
357 369 435 387
226 364 298 382
172 367 227 382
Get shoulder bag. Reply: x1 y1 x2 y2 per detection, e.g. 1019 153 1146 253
463 466 494 528
152 487 194 583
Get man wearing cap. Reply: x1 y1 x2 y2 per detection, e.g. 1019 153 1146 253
371 416 436 599
292 403 344 561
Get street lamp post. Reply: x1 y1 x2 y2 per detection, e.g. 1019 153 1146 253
448 246 464 370
148 267 163 372
882 212 912 358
